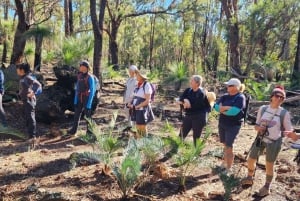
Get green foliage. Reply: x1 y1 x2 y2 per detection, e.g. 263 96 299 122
219 173 240 201
23 25 52 39
0 125 27 140
164 62 189 91
69 152 101 169
103 65 123 80
161 119 176 136
113 138 142 199
136 135 164 166
62 35 93 66
174 127 212 190
244 80 273 101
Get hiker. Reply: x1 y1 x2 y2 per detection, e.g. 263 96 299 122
67 60 96 137
16 63 42 144
123 65 137 131
0 68 7 127
241 86 293 197
178 75 211 146
214 78 246 173
127 69 154 138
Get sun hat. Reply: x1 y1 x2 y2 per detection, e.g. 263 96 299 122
136 69 148 80
224 78 241 88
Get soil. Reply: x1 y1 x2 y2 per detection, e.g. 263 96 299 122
0 76 299 201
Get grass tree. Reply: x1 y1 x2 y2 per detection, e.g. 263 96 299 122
164 62 189 91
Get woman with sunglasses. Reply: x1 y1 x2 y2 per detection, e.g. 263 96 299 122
214 78 246 174
241 86 293 197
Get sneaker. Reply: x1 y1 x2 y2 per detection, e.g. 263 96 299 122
257 186 270 197
241 176 254 186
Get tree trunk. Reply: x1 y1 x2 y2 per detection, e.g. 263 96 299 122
109 21 119 68
34 35 43 71
1 0 9 63
149 15 156 71
64 0 70 36
10 0 30 64
293 21 300 74
221 0 241 75
90 0 106 83
69 0 74 34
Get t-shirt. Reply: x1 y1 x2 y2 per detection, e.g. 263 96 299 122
256 105 293 142
217 93 245 126
132 82 153 108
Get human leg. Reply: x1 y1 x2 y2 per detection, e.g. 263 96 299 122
24 101 37 138
136 124 147 138
179 115 192 141
69 104 84 135
191 113 206 146
223 125 240 169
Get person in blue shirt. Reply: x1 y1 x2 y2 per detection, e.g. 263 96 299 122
214 78 246 173
16 63 42 144
67 60 96 136
0 69 7 127
178 75 211 146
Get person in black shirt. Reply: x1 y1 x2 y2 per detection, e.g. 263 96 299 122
178 75 211 146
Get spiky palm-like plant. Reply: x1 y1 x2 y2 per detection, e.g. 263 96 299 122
164 62 189 91
174 127 211 192
113 138 142 200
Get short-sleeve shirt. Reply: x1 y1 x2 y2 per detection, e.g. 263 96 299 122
217 93 245 126
256 105 293 142
132 82 152 106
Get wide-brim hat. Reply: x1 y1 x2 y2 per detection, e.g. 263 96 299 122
136 69 148 80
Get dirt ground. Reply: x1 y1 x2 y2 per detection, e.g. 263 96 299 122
0 81 299 201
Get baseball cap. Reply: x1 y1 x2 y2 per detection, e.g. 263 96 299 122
79 60 90 68
129 65 138 71
224 78 241 88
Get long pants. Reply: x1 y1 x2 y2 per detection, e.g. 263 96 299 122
0 94 7 126
70 102 91 134
24 99 37 137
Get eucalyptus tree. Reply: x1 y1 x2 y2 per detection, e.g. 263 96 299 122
64 0 74 37
1 0 10 63
10 0 59 64
105 0 178 68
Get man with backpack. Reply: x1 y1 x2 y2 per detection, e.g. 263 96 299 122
241 86 293 197
16 63 42 147
66 60 96 137
178 75 211 146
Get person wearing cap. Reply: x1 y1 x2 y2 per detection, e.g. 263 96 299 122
123 65 138 131
67 60 96 137
214 78 246 173
127 69 154 138
177 75 211 146
241 85 293 196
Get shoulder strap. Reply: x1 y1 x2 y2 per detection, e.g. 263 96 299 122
260 105 268 116
279 109 288 132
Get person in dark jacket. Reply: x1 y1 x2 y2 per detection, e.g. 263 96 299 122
16 63 42 143
67 60 96 137
214 78 245 174
0 69 7 127
178 75 211 146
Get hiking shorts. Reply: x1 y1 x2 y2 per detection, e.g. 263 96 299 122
249 137 282 163
218 123 241 147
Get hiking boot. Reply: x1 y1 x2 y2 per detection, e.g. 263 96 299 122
257 186 270 197
241 176 254 186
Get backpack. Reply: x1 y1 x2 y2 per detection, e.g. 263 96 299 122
79 73 100 94
25 73 43 95
232 92 251 125
142 81 156 102
260 105 287 132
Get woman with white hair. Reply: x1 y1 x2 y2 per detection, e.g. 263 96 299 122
214 78 246 174
178 75 211 146
123 65 138 131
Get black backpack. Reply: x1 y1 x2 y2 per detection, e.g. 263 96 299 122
232 92 251 125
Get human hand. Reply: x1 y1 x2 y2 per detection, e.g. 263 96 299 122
255 124 267 135
183 99 191 109
220 106 230 113
284 131 299 141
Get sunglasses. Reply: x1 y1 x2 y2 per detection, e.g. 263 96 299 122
274 94 284 100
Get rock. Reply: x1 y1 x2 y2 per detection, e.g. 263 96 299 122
277 165 291 174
